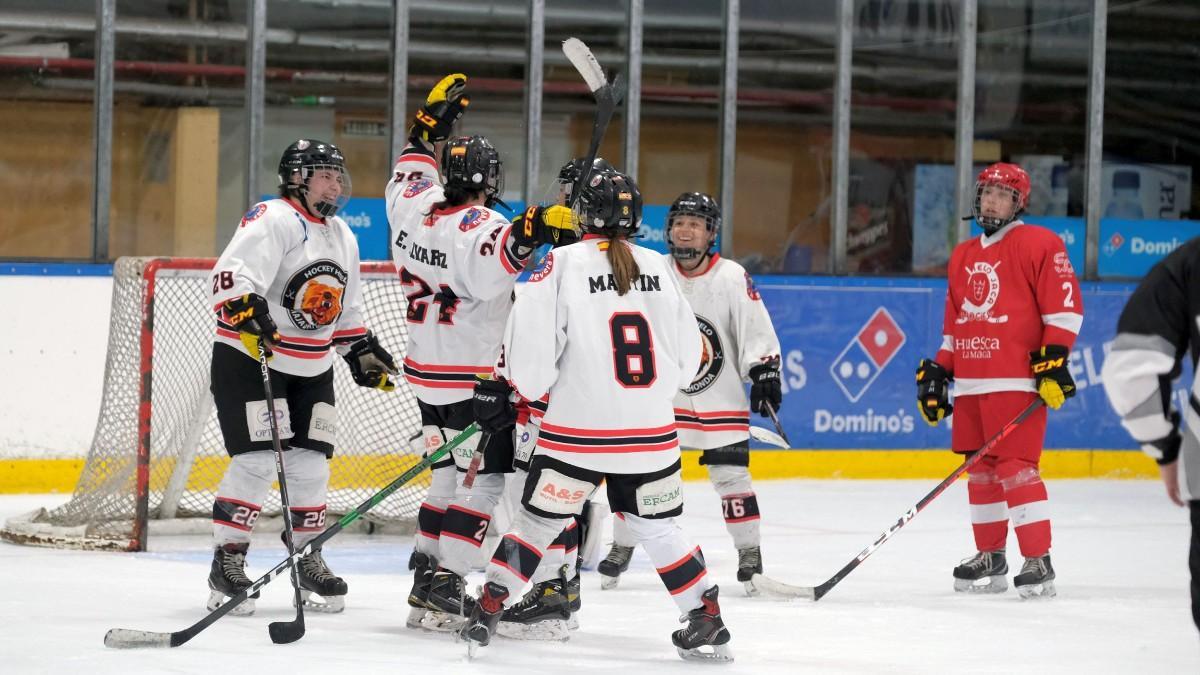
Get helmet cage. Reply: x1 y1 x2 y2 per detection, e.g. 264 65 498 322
666 192 721 261
278 139 352 218
972 181 1022 235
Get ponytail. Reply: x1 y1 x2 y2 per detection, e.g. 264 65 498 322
605 233 640 296
427 184 478 215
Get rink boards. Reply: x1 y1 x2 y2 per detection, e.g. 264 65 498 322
0 270 1157 492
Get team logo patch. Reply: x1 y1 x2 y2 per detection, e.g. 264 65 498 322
240 203 267 227
282 259 349 330
744 272 761 300
957 261 1009 324
459 207 490 232
1053 251 1074 276
403 178 434 198
684 315 724 395
528 252 554 283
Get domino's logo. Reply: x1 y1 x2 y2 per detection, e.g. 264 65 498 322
829 307 906 403
1103 232 1125 257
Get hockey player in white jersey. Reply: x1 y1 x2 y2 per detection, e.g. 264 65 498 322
463 170 734 662
495 157 616 640
598 192 784 596
207 139 399 615
385 73 575 630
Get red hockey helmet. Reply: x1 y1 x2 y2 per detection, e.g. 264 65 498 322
973 162 1030 235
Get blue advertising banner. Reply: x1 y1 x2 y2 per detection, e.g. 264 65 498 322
1098 218 1200 277
757 277 1157 450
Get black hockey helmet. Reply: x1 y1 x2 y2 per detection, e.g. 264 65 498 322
666 192 721 261
573 169 642 236
442 135 504 207
556 156 613 204
278 139 351 218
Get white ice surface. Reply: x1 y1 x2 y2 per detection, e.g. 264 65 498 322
2 479 1197 674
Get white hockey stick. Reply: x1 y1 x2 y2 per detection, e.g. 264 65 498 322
749 425 789 449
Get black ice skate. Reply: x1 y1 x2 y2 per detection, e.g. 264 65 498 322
497 565 576 641
207 543 259 616
460 581 510 659
671 585 734 663
598 544 634 590
1013 554 1056 599
405 550 436 629
953 550 1008 594
294 546 348 613
422 569 476 632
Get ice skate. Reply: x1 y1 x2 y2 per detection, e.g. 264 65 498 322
460 582 509 659
952 550 1008 594
421 569 475 632
736 545 763 596
294 546 347 613
206 543 258 616
1014 554 1056 600
671 585 734 663
498 565 574 641
598 543 633 590
405 550 435 629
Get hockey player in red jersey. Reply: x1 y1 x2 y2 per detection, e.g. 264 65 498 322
916 162 1082 599
463 170 733 662
386 74 575 631
598 191 784 596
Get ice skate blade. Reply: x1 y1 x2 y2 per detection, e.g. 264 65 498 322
420 610 467 632
568 613 579 631
207 590 255 616
676 643 735 663
295 589 345 613
1017 580 1056 600
599 574 620 590
497 618 571 642
953 576 1008 594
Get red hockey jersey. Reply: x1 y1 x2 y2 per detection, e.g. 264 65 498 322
935 221 1083 397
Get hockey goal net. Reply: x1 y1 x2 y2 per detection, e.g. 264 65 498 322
1 257 424 551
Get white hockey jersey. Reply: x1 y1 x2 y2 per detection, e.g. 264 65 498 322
211 197 368 377
668 254 782 449
385 142 528 405
499 237 703 474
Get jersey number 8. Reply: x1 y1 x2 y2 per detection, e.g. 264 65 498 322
609 313 656 388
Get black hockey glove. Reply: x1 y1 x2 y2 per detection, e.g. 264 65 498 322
1143 411 1182 466
748 362 782 417
410 73 470 143
343 331 398 391
915 358 953 426
222 293 281 358
1030 345 1075 410
472 377 517 434
511 204 578 256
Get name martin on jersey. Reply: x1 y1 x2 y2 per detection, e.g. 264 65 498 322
588 273 662 294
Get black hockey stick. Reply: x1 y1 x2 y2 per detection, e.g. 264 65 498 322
256 345 308 645
768 399 1045 601
103 424 481 649
763 401 791 447
562 37 624 205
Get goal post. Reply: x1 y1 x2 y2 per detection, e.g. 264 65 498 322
1 257 425 551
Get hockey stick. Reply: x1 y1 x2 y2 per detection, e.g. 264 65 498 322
763 401 791 447
749 425 789 449
562 37 624 205
256 345 307 645
779 399 1045 601
103 424 481 649
461 430 493 489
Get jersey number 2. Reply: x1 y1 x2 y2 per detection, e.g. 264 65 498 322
609 313 656 388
